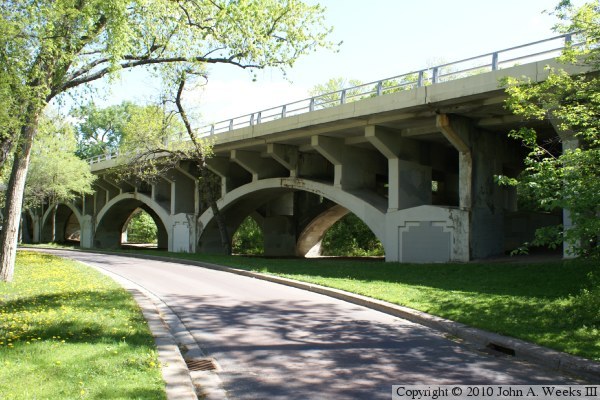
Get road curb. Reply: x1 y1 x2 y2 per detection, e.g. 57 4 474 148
76 261 200 400
21 248 231 400
22 247 600 383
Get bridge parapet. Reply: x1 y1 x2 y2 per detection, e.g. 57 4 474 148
87 33 579 167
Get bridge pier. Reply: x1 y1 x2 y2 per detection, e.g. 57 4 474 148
80 215 94 249
261 194 297 256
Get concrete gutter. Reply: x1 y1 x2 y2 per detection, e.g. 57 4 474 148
22 247 600 383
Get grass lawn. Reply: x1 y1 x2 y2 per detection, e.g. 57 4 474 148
0 251 165 400
120 250 600 361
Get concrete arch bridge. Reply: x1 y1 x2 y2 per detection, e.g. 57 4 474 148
24 35 586 262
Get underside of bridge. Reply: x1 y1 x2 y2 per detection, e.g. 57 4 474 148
23 60 571 262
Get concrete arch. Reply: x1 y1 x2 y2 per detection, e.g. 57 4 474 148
41 203 83 243
42 202 83 229
296 204 349 257
95 193 170 249
198 177 387 255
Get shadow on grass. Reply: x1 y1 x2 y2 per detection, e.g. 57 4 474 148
93 387 166 399
2 289 153 346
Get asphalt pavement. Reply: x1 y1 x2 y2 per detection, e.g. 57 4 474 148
31 249 588 400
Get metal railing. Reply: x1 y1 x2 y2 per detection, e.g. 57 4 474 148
88 33 579 165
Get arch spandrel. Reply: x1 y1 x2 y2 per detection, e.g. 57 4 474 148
197 178 387 254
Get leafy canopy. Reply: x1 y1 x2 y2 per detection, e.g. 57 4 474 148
73 102 136 159
502 0 600 257
25 111 96 208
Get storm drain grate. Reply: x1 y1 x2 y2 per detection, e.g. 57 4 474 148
185 358 219 372
484 342 516 357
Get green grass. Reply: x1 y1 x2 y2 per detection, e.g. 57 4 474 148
120 250 600 361
0 252 165 400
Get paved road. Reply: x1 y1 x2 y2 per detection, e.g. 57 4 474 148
43 250 579 399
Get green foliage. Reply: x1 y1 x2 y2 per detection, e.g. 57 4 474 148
126 210 158 244
25 111 95 207
0 0 333 281
0 252 165 399
74 102 134 159
232 216 264 255
370 72 425 96
502 1 600 257
321 214 384 257
120 102 185 155
309 77 364 107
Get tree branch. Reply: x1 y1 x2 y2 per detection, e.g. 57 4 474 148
61 54 262 92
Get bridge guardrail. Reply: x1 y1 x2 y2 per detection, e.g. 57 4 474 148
89 33 580 166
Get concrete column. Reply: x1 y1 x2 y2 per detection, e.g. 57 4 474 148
561 136 580 258
82 194 94 216
436 114 472 210
437 114 506 259
93 186 109 214
470 131 505 259
168 168 198 215
80 215 94 249
311 135 378 190
23 209 42 244
206 157 237 197
170 213 196 253
266 144 298 177
263 216 296 256
231 150 287 181
365 126 431 210
152 177 172 214
262 193 297 257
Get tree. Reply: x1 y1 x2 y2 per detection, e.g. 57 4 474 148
126 210 158 244
321 213 384 257
501 0 600 257
232 216 264 255
309 77 364 108
73 102 136 159
107 71 233 254
25 112 96 241
0 0 332 281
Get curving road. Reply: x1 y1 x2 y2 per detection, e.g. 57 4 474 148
40 250 579 399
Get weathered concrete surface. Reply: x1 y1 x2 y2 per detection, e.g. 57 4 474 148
29 60 592 262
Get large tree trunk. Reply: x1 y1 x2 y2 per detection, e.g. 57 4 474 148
0 109 41 282
174 76 231 254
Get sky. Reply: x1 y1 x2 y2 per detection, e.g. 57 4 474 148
65 0 571 127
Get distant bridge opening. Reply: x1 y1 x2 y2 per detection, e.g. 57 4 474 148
232 215 264 256
41 204 81 244
122 208 158 248
95 198 168 250
320 213 384 258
